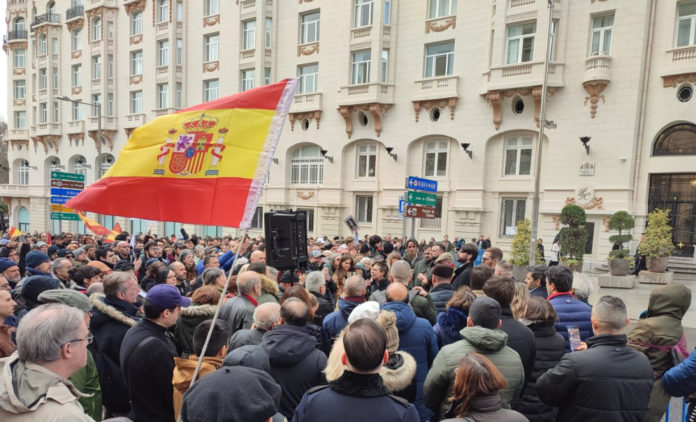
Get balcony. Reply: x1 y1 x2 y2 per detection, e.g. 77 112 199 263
291 92 322 114
662 45 696 85
31 12 60 31
413 75 459 101
483 60 564 92
35 122 62 137
0 185 52 199
66 5 84 21
7 30 28 41
337 82 394 107
66 120 84 134
126 113 145 127
6 129 29 141
584 55 611 83
509 0 535 7
351 26 372 41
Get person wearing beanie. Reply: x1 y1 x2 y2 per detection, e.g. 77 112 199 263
223 344 271 373
38 289 103 421
429 264 455 314
293 318 419 422
20 275 61 314
181 366 282 422
425 297 525 419
73 248 89 265
24 250 52 276
376 310 418 403
47 245 60 260
0 258 21 289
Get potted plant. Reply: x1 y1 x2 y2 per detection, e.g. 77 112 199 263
559 204 588 272
607 210 635 276
509 219 541 280
638 208 674 273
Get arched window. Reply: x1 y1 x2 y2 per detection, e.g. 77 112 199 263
291 145 323 184
17 160 30 185
47 1 56 15
73 155 88 176
653 123 696 156
99 154 114 177
48 157 62 173
13 18 25 33
18 207 30 233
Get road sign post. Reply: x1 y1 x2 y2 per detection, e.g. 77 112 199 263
50 172 83 221
406 191 437 207
405 205 437 219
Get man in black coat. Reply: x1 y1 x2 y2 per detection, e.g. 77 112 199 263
525 265 548 299
536 296 653 422
120 284 191 422
452 243 477 289
483 276 536 379
260 297 327 419
305 271 333 325
429 264 455 314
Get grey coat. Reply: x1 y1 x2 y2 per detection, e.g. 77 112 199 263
219 295 256 334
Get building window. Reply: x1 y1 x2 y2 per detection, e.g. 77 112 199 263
351 50 371 84
158 0 169 23
297 209 315 233
18 161 30 185
74 156 87 176
51 37 58 55
424 141 448 177
130 90 143 113
52 67 58 89
71 29 81 51
176 1 183 21
100 155 114 177
356 195 374 223
424 42 454 77
107 21 114 39
14 80 26 99
506 22 536 64
92 55 102 79
203 79 219 101
590 14 613 56
158 39 169 66
243 20 256 50
384 0 390 24
130 50 142 75
13 49 25 68
107 93 114 116
71 101 82 120
241 69 255 91
52 101 59 122
107 54 114 78
131 11 142 35
204 0 218 16
39 68 47 90
677 3 696 46
91 94 101 116
14 111 26 129
39 103 48 123
429 0 456 19
163 221 182 236
266 18 272 48
250 207 263 230
653 123 696 155
39 35 47 55
158 83 169 108
176 82 182 108
91 17 101 41
264 67 271 85
298 63 318 94
204 34 219 62
501 198 526 236
503 137 533 176
300 12 320 44
291 145 323 185
13 17 25 33
72 64 81 87
354 0 373 28
381 49 389 82
356 144 377 177
176 38 183 65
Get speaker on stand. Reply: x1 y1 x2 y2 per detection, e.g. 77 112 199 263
264 210 308 272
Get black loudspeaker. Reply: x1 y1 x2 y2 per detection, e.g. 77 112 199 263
264 210 308 271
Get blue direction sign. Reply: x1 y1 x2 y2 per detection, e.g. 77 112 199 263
50 188 82 197
398 199 406 218
405 176 438 192
50 196 71 205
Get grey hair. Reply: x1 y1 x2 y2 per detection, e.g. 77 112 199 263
592 295 627 331
305 271 325 293
17 303 85 363
237 272 261 295
253 302 281 330
178 249 194 262
344 275 367 297
193 244 205 258
360 257 373 266
571 272 594 301
201 268 224 286
52 258 67 272
103 271 136 298
267 266 279 281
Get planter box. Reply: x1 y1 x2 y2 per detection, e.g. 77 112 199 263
638 271 673 285
598 274 636 289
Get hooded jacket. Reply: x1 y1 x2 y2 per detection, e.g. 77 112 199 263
433 307 468 348
172 355 222 421
424 326 525 419
0 355 93 421
258 274 280 304
322 297 363 347
441 394 528 422
174 304 217 356
382 300 439 421
260 324 327 418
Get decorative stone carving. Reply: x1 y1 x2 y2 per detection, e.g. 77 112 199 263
297 42 319 57
203 15 220 26
425 16 456 33
662 73 696 88
88 129 116 151
337 103 393 138
10 139 30 151
602 216 610 232
71 50 82 59
130 34 143 45
68 133 84 145
66 19 83 32
565 196 604 210
484 86 559 129
484 91 502 130
203 61 219 72
124 128 135 137
289 111 322 130
297 191 315 200
13 68 26 76
552 216 560 230
129 75 142 85
14 99 26 106
412 98 458 122
583 80 608 119
123 0 147 15
72 86 82 95
532 86 559 127
299 0 314 3
32 136 58 154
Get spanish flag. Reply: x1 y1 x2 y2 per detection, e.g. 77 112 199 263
67 79 297 228
8 227 21 238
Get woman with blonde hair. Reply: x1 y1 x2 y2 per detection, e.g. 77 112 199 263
386 251 402 272
511 281 530 320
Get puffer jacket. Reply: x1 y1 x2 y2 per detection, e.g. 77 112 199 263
424 326 524 419
174 304 217 356
547 292 592 351
322 297 364 347
0 355 93 421
258 274 280 304
500 307 536 379
515 324 565 422
172 355 222 421
663 348 696 397
382 300 439 421
536 334 653 422
433 307 468 348
628 283 692 422
429 284 455 314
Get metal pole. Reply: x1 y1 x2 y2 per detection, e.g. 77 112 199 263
529 0 555 266
97 103 102 153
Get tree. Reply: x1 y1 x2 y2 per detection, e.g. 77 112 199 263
638 209 674 258
559 204 588 266
608 210 634 261
510 218 540 266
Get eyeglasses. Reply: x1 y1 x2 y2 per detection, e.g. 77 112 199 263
66 333 94 346
481 257 491 262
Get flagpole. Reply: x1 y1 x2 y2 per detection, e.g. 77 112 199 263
185 229 250 393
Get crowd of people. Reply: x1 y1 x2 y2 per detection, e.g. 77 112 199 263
0 230 693 422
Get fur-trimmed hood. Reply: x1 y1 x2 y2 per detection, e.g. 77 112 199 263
90 294 139 329
259 274 279 295
179 304 217 318
381 351 417 392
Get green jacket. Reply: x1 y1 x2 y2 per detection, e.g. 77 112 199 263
424 326 525 419
258 274 280 305
68 350 102 421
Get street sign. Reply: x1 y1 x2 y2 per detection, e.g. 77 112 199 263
50 196 72 205
406 191 437 207
406 205 437 219
398 199 406 218
50 204 74 213
51 171 85 182
50 212 80 221
344 215 360 233
50 179 84 189
405 176 438 193
50 188 82 197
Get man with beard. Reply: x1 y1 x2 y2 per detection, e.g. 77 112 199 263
0 258 21 289
452 243 478 290
414 243 445 288
114 241 132 261
169 261 193 297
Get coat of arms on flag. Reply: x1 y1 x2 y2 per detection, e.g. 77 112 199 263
155 114 227 176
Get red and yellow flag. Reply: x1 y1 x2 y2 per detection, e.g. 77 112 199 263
67 80 297 228
76 211 122 243
8 227 21 238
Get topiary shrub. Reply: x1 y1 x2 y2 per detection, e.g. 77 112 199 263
638 209 674 258
608 210 635 261
559 204 588 264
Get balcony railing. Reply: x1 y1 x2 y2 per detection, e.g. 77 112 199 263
7 30 28 40
66 5 84 20
585 55 612 70
31 12 60 29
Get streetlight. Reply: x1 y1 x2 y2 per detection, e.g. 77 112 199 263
57 96 102 153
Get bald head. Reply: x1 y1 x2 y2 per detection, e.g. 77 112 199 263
250 250 266 264
386 282 408 302
237 271 261 297
344 275 367 297
280 297 310 326
253 302 281 331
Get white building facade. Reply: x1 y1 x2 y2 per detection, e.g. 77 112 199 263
3 0 696 264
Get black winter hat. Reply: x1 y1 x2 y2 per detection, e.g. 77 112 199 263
22 276 61 309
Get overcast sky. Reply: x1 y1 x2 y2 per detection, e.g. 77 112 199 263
1 6 7 123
